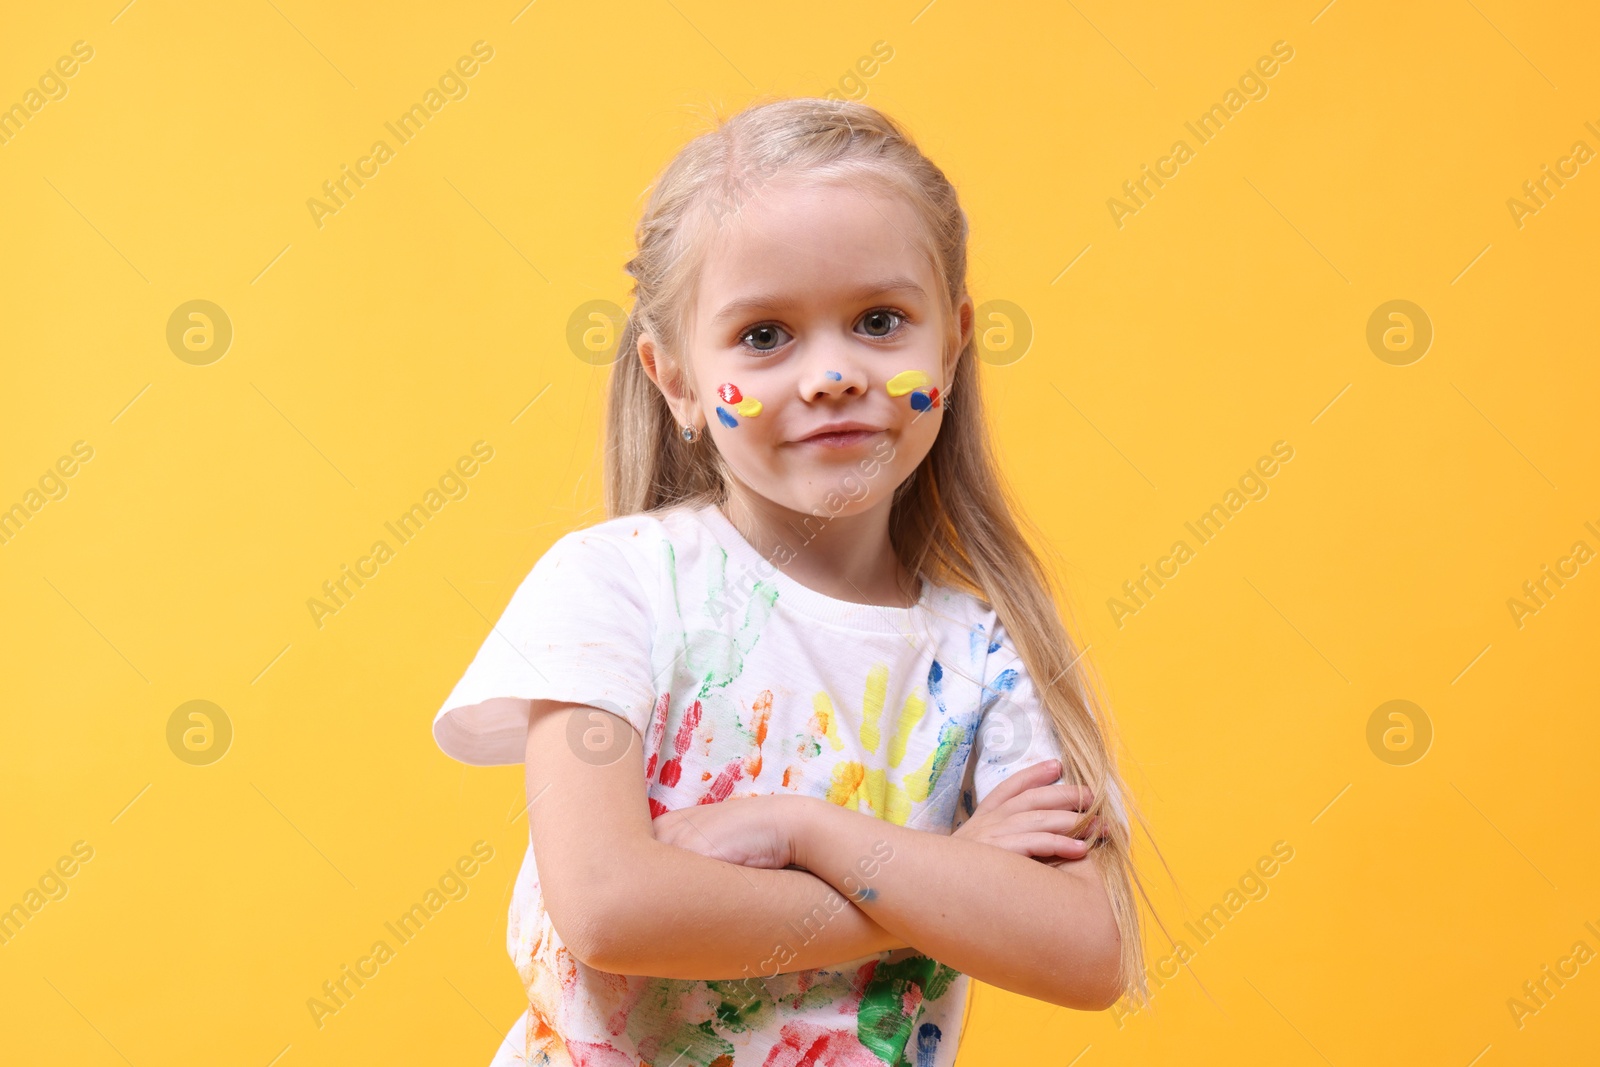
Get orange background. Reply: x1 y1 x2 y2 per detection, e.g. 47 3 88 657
1 1 1596 1064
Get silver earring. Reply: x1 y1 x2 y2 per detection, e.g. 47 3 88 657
681 423 700 443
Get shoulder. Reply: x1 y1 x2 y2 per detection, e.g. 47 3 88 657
532 506 698 575
545 508 676 552
512 505 725 619
923 586 1007 660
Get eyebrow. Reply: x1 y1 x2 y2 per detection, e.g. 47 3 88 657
709 277 928 327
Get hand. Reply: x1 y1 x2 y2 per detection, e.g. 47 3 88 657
953 759 1108 863
651 794 798 870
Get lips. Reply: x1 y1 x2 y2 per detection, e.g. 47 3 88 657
794 422 884 448
799 430 880 448
795 422 883 442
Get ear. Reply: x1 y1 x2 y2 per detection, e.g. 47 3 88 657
637 332 696 424
948 294 975 380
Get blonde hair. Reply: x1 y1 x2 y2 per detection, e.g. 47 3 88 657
604 94 1177 1009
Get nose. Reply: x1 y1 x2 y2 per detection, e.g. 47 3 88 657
802 359 867 403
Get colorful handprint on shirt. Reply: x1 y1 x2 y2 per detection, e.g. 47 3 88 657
810 661 973 826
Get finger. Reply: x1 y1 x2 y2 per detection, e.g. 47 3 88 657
996 780 1096 817
978 759 1063 811
997 832 1092 861
1003 809 1101 839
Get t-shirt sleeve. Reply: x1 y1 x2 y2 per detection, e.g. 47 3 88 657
431 527 659 766
968 621 1128 831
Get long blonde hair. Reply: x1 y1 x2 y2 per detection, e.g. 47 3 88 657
603 94 1177 1009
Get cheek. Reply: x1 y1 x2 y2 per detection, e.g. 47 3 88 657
707 379 770 433
882 367 945 415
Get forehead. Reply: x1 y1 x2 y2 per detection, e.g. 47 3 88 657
694 176 940 323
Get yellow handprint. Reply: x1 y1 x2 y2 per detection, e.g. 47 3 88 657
813 663 966 825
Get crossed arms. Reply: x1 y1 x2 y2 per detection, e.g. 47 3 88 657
518 698 1124 1011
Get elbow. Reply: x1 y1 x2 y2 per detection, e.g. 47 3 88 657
573 920 634 974
1047 859 1126 1011
557 916 613 973
545 878 637 973
1042 953 1123 1012
1081 967 1125 1013
1036 892 1124 1011
1062 928 1125 1012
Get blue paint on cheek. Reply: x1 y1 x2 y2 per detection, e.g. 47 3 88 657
909 388 933 412
716 407 739 428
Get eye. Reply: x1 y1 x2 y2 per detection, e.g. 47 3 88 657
739 322 791 353
858 308 907 339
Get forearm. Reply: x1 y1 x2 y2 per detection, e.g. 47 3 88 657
580 837 907 981
790 797 1122 1010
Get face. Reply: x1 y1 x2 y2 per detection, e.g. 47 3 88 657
643 177 972 522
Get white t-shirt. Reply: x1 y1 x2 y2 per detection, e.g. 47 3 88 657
433 501 1124 1067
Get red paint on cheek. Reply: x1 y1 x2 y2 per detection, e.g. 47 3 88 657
717 382 743 403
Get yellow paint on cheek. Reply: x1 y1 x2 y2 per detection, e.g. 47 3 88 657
734 397 762 418
886 369 932 397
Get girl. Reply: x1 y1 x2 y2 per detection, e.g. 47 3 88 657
433 96 1159 1066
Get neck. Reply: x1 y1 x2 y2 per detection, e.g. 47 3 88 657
720 486 920 609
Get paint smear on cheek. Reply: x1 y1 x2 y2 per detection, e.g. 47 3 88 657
715 383 762 424
885 370 930 396
886 370 942 410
